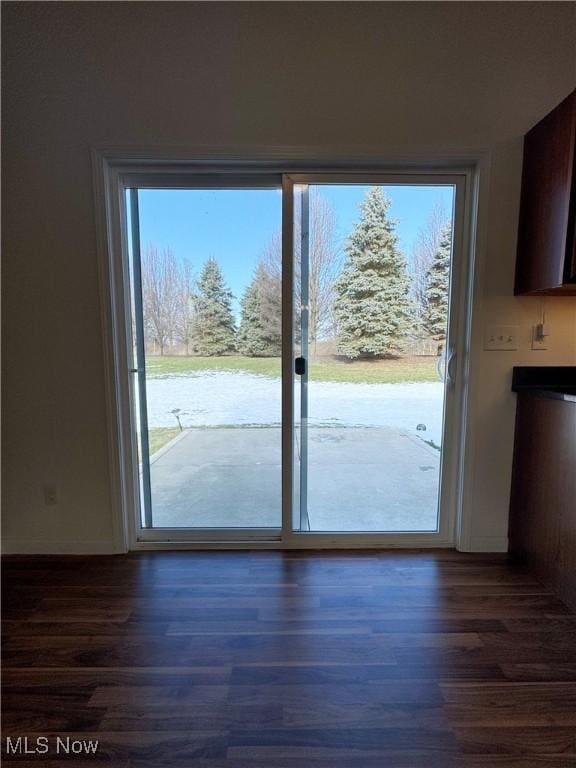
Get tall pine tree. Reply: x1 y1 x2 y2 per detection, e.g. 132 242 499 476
334 187 414 358
191 258 236 356
237 262 281 356
423 224 452 340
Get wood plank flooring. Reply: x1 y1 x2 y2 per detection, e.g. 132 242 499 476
2 550 576 766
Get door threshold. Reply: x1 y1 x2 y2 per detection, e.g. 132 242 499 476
131 534 454 551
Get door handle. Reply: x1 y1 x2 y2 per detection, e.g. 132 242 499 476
446 348 457 387
295 357 306 376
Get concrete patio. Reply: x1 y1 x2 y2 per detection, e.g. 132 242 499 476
149 426 440 531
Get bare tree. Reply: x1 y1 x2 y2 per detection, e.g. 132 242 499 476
410 200 449 329
141 245 185 355
263 190 341 354
174 259 196 355
308 192 341 349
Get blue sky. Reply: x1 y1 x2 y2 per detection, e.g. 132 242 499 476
137 184 454 313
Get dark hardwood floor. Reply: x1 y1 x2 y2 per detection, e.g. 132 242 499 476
2 550 576 766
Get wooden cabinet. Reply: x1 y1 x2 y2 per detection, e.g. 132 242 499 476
515 89 576 295
509 393 576 609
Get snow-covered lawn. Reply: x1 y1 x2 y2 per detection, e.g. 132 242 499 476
145 371 445 447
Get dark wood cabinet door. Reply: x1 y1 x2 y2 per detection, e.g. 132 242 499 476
509 395 576 609
515 90 576 294
567 154 576 282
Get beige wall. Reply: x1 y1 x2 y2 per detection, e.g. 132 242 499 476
462 139 576 551
3 2 576 552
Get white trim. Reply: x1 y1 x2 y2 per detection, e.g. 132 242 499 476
455 152 492 553
92 148 484 552
1 540 120 555
92 152 130 554
464 536 509 553
94 145 489 168
287 172 468 184
130 535 456 551
281 174 296 535
137 528 282 543
0 536 505 553
134 527 454 546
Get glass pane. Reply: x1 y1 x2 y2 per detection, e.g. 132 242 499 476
297 183 455 532
128 188 282 528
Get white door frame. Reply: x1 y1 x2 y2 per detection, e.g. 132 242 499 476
92 150 480 551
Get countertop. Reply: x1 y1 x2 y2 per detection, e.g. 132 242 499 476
512 366 576 403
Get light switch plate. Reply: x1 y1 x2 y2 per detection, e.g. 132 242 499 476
531 326 549 350
484 325 519 351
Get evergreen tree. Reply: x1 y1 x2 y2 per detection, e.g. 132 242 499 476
237 262 281 356
423 224 452 340
334 187 414 358
191 258 236 356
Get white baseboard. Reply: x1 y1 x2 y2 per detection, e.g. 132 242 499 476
1 540 121 555
458 536 509 553
2 537 509 555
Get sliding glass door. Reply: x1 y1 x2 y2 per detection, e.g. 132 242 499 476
292 178 458 535
124 172 467 544
126 182 283 534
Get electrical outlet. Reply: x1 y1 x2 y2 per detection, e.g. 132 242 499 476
43 485 58 506
531 325 549 350
483 325 519 351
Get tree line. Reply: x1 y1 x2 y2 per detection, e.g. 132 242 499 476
141 187 451 358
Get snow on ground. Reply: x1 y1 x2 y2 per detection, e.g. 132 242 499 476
145 371 445 447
